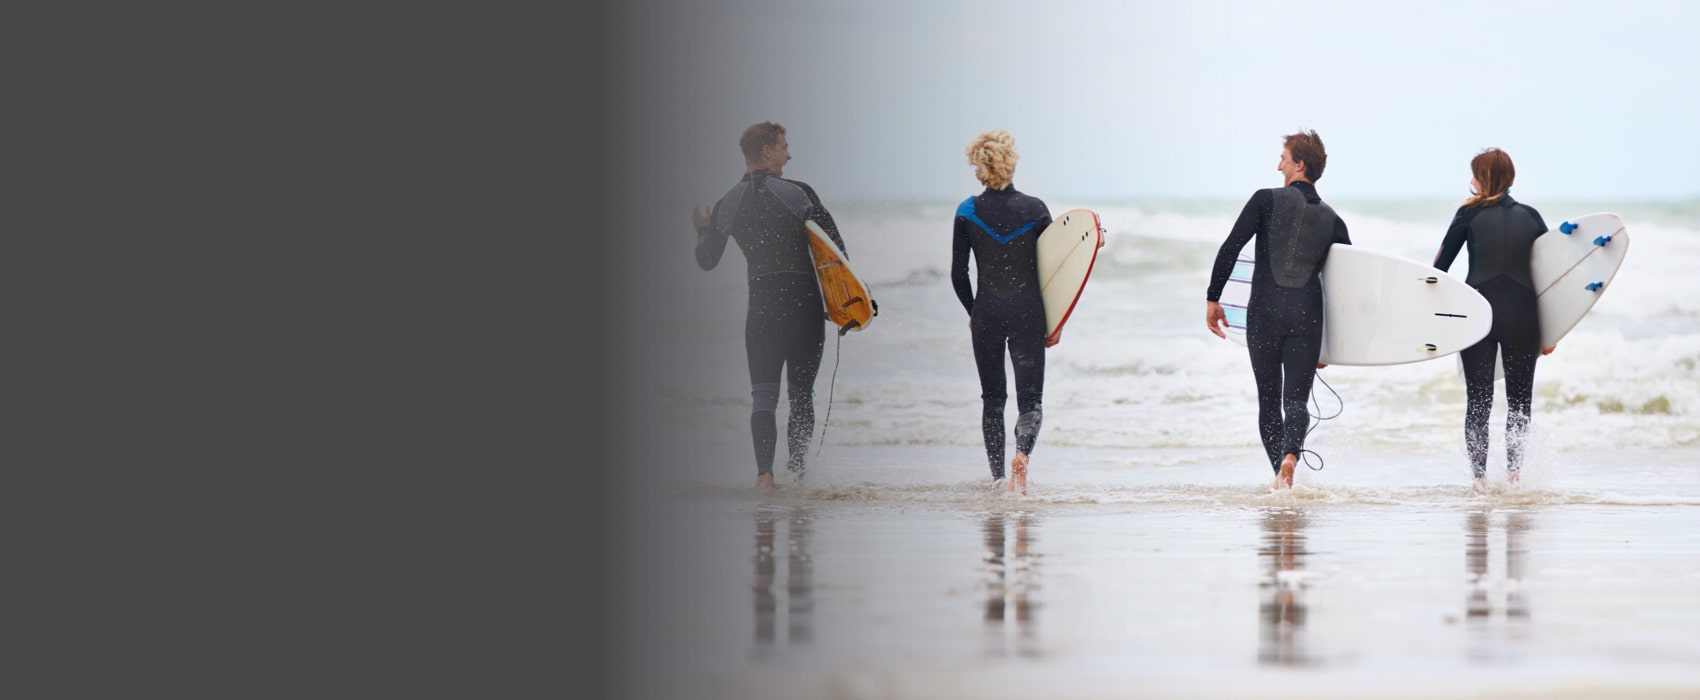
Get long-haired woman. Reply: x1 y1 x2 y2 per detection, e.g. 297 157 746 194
1433 147 1553 489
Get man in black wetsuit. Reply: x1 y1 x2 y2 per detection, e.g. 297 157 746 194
692 122 847 493
1205 130 1352 491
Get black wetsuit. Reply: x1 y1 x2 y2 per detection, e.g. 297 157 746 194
952 184 1052 479
697 169 846 477
1207 182 1352 472
1433 195 1547 477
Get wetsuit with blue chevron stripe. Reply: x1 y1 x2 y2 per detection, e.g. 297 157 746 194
952 184 1052 479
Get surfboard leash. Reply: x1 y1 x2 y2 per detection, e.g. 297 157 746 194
814 331 843 461
1298 372 1344 471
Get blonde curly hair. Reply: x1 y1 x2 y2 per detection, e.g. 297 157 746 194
965 129 1018 190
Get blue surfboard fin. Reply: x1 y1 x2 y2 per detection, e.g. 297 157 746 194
1585 281 1604 292
1593 235 1612 246
1559 221 1578 234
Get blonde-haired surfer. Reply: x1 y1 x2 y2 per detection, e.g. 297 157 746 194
953 130 1053 494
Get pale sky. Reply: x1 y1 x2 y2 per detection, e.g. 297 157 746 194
613 0 1700 202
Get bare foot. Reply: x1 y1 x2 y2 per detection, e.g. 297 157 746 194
1009 453 1029 495
1472 477 1486 494
1273 454 1296 490
756 473 775 493
991 477 1006 491
1508 471 1521 487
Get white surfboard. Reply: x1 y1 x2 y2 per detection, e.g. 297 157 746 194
1456 212 1630 380
1036 209 1104 345
1531 212 1628 348
1220 245 1492 366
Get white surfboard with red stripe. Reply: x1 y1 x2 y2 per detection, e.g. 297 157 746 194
1035 209 1104 345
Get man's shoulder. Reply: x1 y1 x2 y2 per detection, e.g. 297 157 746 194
1248 187 1283 206
718 176 750 195
1273 185 1330 208
774 176 818 195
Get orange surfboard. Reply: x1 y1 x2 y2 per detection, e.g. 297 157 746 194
805 220 876 335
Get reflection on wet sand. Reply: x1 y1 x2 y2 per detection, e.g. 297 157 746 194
1259 508 1315 666
983 512 1041 658
752 506 814 655
1465 510 1531 662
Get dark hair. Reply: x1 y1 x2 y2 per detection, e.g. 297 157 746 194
1463 147 1515 209
739 121 786 163
1282 130 1327 182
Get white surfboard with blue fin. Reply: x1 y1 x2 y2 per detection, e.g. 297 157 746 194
1460 212 1630 380
1532 213 1629 347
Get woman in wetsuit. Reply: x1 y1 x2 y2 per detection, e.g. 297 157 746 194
1432 148 1553 489
951 130 1054 494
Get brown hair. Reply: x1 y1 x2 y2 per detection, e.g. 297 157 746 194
739 121 786 163
1282 130 1327 182
1462 147 1515 209
965 129 1018 190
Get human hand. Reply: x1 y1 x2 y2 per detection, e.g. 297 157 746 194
1541 345 1556 356
1205 301 1226 339
691 204 711 231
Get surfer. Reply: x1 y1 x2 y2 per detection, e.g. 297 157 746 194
1432 147 1552 490
1205 130 1352 491
692 122 848 493
952 129 1054 495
